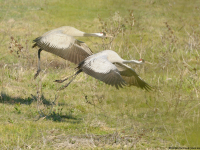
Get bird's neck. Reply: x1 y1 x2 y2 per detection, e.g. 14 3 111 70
123 60 143 64
83 33 102 37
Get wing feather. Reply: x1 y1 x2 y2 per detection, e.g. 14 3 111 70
33 31 93 65
114 62 152 91
81 55 126 89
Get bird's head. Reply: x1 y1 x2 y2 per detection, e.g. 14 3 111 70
139 59 145 64
99 32 113 38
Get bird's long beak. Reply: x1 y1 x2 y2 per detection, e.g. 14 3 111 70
105 34 113 38
145 61 153 65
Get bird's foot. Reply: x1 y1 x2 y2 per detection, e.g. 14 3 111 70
54 77 69 83
54 79 65 83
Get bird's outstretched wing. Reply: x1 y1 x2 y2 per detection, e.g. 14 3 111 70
33 31 93 64
114 63 152 91
81 55 126 89
77 40 93 56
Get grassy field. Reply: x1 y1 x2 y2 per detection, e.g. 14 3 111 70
0 0 200 149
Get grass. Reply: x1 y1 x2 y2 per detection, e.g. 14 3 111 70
0 0 200 149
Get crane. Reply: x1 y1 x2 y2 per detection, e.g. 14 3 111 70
32 26 112 79
54 50 152 91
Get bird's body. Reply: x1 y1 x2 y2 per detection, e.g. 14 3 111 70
33 26 110 78
55 50 151 91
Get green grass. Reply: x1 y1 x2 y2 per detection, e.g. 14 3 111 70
0 0 200 149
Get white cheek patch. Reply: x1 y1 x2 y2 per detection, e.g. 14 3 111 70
95 33 104 37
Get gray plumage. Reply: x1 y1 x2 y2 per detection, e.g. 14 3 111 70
33 26 111 78
55 50 152 91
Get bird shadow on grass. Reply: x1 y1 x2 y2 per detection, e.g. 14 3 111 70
0 92 82 123
0 91 54 106
31 93 82 123
36 108 82 123
44 111 82 123
0 91 36 105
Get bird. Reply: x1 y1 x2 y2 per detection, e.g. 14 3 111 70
54 50 152 91
32 26 112 79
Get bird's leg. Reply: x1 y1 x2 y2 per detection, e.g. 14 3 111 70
54 73 77 83
57 70 82 90
58 74 77 90
34 49 42 79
